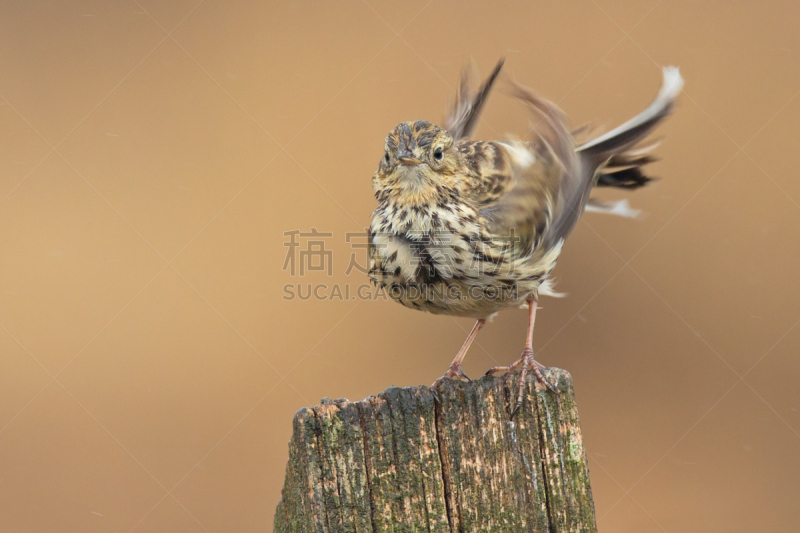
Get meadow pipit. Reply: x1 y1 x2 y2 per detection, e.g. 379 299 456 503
367 59 683 415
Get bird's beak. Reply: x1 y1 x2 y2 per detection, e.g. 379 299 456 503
397 150 421 166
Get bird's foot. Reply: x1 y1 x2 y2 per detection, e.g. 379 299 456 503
431 362 472 390
485 347 557 418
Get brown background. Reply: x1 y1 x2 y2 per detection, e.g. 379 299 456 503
1 0 799 532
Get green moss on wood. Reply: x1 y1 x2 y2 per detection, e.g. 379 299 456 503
274 369 596 533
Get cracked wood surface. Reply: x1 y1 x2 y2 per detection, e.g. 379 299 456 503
273 369 596 533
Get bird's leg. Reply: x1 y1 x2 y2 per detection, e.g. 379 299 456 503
432 318 486 389
485 297 557 417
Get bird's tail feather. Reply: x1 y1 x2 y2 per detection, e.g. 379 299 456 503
594 139 661 189
578 67 684 165
541 66 682 246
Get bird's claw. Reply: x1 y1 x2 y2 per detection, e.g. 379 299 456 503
431 362 472 390
484 347 557 419
429 387 440 404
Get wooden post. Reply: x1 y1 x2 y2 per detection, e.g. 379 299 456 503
273 368 597 532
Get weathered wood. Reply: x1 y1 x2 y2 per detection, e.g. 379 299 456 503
274 369 596 532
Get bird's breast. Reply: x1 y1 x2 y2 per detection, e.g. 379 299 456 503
368 199 517 286
367 200 561 316
368 206 474 286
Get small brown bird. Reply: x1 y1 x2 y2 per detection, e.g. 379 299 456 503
368 59 683 414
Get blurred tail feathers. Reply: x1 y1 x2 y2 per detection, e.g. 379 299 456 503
541 66 683 245
443 62 683 232
578 66 684 163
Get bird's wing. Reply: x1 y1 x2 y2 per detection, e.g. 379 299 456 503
443 58 504 141
456 140 559 252
467 67 683 252
458 81 580 254
505 80 587 252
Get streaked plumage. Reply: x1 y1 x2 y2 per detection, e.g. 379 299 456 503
367 60 683 412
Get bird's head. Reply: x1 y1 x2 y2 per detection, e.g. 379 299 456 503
372 120 461 204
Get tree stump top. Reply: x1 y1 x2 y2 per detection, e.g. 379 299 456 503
274 368 596 532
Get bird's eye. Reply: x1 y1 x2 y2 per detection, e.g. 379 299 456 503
433 147 443 160
384 151 390 163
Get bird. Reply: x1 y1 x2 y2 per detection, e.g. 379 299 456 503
367 59 683 415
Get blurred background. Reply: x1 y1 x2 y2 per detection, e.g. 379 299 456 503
1 0 799 532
